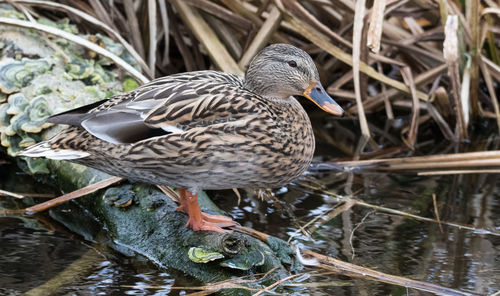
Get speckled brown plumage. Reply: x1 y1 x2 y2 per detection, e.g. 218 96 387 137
48 71 315 191
21 44 344 232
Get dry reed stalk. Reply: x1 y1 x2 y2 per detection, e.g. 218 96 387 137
170 0 243 75
123 0 145 58
352 0 370 138
283 14 429 101
23 177 123 213
401 67 420 148
147 0 157 77
0 191 55 198
168 5 196 72
158 0 170 66
333 151 500 172
467 0 481 118
431 193 443 233
303 250 477 296
443 15 468 140
238 5 282 69
88 0 117 31
183 0 253 31
366 0 387 53
419 169 500 175
204 14 242 59
351 63 447 113
479 58 500 132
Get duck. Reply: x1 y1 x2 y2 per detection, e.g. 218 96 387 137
20 44 344 232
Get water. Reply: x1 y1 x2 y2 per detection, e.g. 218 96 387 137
1 147 499 295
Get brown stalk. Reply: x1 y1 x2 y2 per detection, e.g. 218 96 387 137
377 62 394 119
204 14 242 59
432 193 443 233
219 0 287 44
444 15 468 139
426 100 456 141
351 64 447 113
123 0 145 58
182 0 253 31
303 250 477 296
147 0 157 77
352 0 370 138
479 58 500 132
281 12 429 102
252 273 303 296
401 67 420 148
23 177 123 213
239 5 282 69
168 5 196 71
367 0 387 54
158 0 170 66
170 0 243 75
467 0 481 118
88 0 118 31
0 190 55 199
333 151 500 173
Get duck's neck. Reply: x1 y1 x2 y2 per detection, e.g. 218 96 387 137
243 77 290 101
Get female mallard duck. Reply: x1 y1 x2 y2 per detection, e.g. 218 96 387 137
21 44 343 232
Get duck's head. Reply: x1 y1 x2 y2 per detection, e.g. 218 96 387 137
245 43 344 116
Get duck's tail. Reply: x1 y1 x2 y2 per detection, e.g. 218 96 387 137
19 141 90 160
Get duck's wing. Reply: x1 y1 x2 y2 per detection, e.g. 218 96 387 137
47 71 262 144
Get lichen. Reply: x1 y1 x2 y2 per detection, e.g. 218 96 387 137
0 58 53 94
0 7 144 160
65 57 116 85
188 247 225 263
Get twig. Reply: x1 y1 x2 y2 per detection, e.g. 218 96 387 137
282 14 428 101
401 67 420 148
238 5 282 69
432 193 443 233
170 0 243 75
479 56 500 132
23 177 123 213
0 190 55 199
252 273 303 296
123 0 145 58
0 189 25 199
304 251 478 296
147 0 157 77
349 210 373 260
367 0 387 54
443 15 467 139
352 0 370 139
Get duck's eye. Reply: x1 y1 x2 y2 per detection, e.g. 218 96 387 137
288 60 297 67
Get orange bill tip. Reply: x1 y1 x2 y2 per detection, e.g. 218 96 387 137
303 81 344 117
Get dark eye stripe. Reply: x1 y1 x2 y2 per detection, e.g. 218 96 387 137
264 56 309 77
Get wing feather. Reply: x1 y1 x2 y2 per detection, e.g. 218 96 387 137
50 71 265 144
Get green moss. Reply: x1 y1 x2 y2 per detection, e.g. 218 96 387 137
122 77 139 92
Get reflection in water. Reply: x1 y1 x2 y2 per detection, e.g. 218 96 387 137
0 217 180 295
212 170 500 295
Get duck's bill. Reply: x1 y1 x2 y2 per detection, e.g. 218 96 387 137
303 82 344 116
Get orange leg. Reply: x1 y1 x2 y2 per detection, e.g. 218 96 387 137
176 188 236 233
